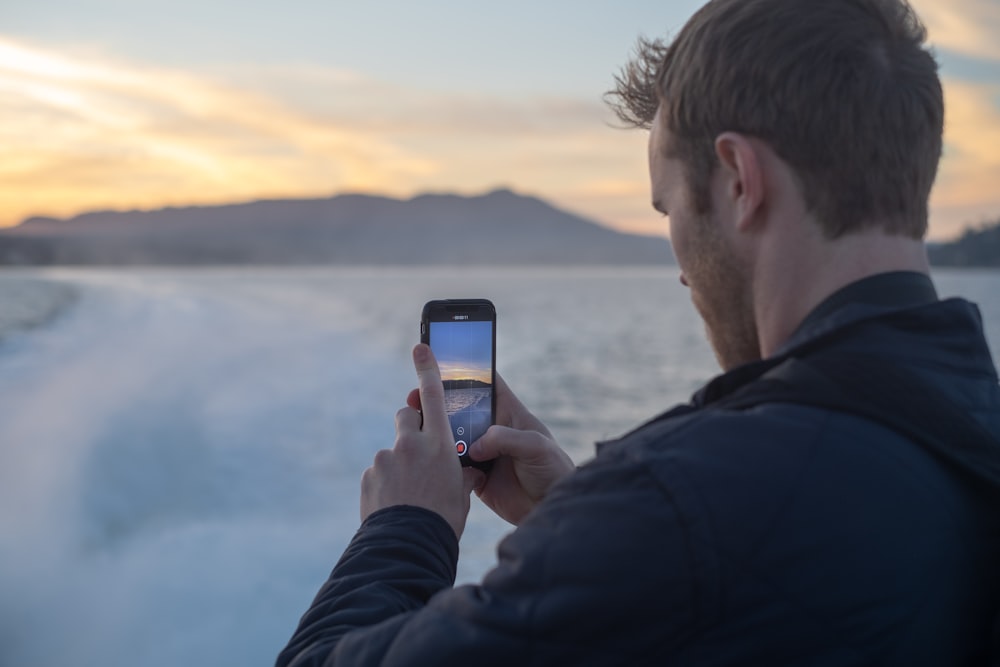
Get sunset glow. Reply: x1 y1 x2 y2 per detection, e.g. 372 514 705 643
3 0 999 241
439 363 493 385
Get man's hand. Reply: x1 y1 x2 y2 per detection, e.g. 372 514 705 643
398 362 576 527
472 374 575 524
361 344 483 540
408 372 575 526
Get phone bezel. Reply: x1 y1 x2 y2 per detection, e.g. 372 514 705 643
420 298 497 471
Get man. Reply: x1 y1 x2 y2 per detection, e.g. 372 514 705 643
278 0 1000 663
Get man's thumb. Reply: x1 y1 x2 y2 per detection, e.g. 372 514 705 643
472 425 544 462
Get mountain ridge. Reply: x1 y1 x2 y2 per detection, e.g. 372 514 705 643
0 189 675 266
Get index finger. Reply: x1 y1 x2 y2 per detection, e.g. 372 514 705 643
412 343 451 436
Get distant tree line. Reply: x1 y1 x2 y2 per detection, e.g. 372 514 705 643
928 219 1000 268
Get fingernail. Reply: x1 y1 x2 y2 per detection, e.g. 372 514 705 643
413 344 429 363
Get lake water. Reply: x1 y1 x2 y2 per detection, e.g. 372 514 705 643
0 266 997 667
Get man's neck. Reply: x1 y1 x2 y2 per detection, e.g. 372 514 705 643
753 228 931 359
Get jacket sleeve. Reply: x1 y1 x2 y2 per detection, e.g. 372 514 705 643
276 451 706 666
276 505 460 667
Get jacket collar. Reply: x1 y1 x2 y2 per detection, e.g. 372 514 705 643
693 271 940 408
777 271 937 356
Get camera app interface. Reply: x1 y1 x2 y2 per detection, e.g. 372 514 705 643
430 320 493 458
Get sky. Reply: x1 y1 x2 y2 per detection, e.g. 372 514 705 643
2 0 999 241
431 321 493 384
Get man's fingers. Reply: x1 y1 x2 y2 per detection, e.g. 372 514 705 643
493 372 551 437
405 388 421 411
412 344 450 436
395 406 421 432
463 467 486 496
471 425 547 462
493 373 520 423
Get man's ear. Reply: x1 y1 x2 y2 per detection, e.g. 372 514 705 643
714 132 764 232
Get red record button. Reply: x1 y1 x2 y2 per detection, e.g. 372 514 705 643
455 440 468 456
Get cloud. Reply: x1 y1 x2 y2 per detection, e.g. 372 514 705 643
217 62 611 138
0 37 649 232
911 0 1000 61
4 34 997 242
0 38 437 225
1 37 635 230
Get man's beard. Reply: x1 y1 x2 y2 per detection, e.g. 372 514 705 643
685 213 761 371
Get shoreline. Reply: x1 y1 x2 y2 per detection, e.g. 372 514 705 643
0 275 78 340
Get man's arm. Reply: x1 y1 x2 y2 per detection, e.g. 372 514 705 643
276 451 701 666
276 506 459 667
277 345 699 664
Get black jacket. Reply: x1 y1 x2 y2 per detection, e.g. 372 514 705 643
278 272 1000 666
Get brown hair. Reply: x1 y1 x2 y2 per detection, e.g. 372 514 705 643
607 0 943 239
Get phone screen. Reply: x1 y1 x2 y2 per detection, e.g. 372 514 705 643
421 299 496 468
430 319 494 454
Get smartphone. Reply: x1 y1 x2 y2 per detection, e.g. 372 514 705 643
420 299 497 471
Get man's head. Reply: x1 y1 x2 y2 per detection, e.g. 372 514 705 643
609 0 943 239
608 0 943 369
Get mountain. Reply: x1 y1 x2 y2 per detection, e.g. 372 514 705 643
928 220 1000 268
0 189 674 266
442 379 492 390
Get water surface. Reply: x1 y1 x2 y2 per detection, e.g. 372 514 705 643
0 266 996 667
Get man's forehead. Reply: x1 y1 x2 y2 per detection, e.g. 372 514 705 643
648 114 676 161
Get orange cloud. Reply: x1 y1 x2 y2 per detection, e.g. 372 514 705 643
911 0 1000 61
1 37 654 235
0 38 436 226
3 35 998 243
930 79 1000 239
